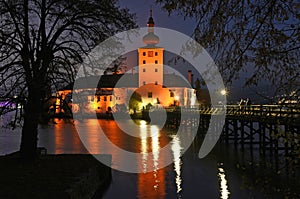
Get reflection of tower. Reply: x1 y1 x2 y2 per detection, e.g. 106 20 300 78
138 9 164 87
138 122 166 199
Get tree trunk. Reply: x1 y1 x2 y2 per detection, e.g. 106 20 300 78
20 88 42 160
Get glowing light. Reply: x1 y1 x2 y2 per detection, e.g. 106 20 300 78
220 89 227 96
175 96 179 101
140 123 148 173
152 128 160 170
171 136 183 194
140 120 147 127
151 125 159 137
218 166 230 199
151 125 160 190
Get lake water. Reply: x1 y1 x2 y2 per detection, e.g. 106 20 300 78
0 116 297 198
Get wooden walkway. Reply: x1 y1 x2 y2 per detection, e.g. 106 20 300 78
172 105 300 125
162 105 300 156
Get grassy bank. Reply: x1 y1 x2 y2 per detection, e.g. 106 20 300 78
0 153 111 199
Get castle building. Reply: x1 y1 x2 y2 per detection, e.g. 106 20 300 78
56 10 197 114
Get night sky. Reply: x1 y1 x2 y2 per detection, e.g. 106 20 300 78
118 0 273 103
119 0 197 35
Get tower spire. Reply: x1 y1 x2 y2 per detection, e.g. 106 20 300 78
143 7 159 46
147 7 154 30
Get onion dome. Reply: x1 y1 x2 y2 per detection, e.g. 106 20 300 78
143 32 159 46
143 8 159 46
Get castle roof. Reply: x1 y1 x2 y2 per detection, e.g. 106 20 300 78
59 73 192 91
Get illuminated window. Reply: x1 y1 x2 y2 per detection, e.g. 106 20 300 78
155 68 158 72
148 51 153 57
143 68 146 72
155 60 158 64
143 60 146 64
148 92 152 98
155 52 158 56
143 52 146 56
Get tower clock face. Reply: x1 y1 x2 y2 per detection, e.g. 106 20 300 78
148 51 153 57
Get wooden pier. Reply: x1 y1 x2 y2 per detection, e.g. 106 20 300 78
163 105 300 156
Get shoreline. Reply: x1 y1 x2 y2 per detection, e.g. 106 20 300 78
0 152 112 199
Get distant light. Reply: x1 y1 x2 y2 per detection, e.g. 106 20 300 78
175 96 179 101
220 89 227 96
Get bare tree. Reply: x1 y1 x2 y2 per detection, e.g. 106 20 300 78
0 0 136 159
156 0 300 95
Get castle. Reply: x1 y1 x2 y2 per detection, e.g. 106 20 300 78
56 10 197 114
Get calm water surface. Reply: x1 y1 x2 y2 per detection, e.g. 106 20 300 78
0 117 290 198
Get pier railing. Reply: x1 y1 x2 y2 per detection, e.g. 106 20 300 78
164 104 300 125
163 104 299 156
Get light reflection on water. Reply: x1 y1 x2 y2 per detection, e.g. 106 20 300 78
137 121 166 199
140 123 148 173
0 118 271 198
171 136 183 196
218 165 230 199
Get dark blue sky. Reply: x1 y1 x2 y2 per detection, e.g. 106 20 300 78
117 0 273 103
119 0 197 36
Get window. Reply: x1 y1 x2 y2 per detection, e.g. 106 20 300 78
155 68 158 72
110 96 112 101
170 92 174 97
143 52 146 56
148 51 153 57
97 97 100 102
143 81 146 85
155 60 158 64
143 68 146 72
155 52 158 56
148 92 152 98
143 60 146 64
90 96 94 102
104 96 107 101
155 81 158 85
